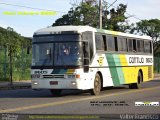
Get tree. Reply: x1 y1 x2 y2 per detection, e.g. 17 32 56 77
129 19 160 54
52 1 128 32
0 26 31 84
135 19 160 43
53 2 99 27
104 3 127 31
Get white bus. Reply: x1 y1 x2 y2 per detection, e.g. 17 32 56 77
31 26 153 96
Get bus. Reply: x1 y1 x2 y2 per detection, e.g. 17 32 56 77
31 26 153 96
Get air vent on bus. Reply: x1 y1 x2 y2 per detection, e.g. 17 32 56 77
42 74 65 78
148 66 152 79
43 75 54 78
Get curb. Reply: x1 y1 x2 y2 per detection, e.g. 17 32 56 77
0 82 31 90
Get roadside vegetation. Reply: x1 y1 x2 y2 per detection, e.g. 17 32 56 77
0 27 31 81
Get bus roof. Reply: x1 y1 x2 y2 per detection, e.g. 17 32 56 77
96 29 152 40
34 26 95 35
34 25 152 40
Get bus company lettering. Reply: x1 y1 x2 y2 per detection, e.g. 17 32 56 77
129 57 144 63
129 57 153 64
146 58 153 63
34 71 48 74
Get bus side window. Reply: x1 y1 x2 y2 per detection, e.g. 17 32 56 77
150 41 152 53
128 39 133 52
102 35 107 51
124 38 128 52
144 41 151 53
117 37 127 52
82 31 93 61
114 37 118 51
126 38 128 52
107 35 115 51
95 33 104 51
133 39 137 52
137 39 144 52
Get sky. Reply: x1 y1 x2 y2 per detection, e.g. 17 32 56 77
0 0 160 37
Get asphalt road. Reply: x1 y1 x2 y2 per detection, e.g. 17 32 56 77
0 79 159 114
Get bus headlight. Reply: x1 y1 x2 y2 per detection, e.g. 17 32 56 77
71 81 76 85
32 81 39 85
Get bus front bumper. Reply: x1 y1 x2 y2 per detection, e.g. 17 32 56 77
31 78 93 90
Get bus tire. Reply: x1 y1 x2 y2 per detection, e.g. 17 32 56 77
50 89 62 96
90 73 101 95
129 71 142 89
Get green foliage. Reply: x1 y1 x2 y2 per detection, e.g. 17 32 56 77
0 27 31 56
0 26 32 81
129 19 160 54
136 19 160 43
52 1 128 32
0 46 32 81
53 2 99 27
105 4 127 31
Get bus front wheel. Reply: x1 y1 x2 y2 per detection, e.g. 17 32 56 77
90 73 101 95
50 89 62 96
129 71 142 89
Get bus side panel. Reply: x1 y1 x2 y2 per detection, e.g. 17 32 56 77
90 54 114 87
106 54 127 86
90 53 153 87
106 54 153 85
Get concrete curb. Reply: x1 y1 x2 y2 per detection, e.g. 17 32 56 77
0 81 31 90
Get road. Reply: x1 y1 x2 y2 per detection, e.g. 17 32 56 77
0 79 159 115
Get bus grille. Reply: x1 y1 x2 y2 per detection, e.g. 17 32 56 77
54 75 65 78
43 75 65 78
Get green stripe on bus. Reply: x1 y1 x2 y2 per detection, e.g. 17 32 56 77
113 55 125 84
106 54 120 85
96 29 105 33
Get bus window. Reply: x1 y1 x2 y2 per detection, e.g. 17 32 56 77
107 35 115 51
82 32 93 61
102 35 107 51
150 41 152 53
114 37 118 51
133 39 137 52
128 39 133 52
117 37 127 52
137 40 144 52
95 33 104 51
144 41 151 53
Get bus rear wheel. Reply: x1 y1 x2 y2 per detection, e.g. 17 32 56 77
90 73 101 95
129 71 142 89
50 89 62 96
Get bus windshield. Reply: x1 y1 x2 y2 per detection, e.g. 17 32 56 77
32 35 82 66
32 43 54 66
54 42 82 66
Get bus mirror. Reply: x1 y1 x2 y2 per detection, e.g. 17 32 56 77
84 59 89 72
84 59 89 65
